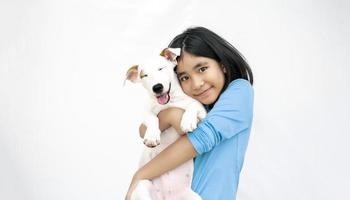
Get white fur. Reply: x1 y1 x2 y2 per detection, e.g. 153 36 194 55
128 50 206 200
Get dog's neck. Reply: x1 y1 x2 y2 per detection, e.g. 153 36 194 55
168 78 190 102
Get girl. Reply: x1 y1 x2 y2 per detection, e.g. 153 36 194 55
125 26 254 200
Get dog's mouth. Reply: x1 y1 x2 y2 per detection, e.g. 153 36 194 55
156 83 171 105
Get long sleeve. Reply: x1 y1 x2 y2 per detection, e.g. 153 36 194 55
187 79 254 155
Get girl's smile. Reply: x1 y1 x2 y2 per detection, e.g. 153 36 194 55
193 86 213 99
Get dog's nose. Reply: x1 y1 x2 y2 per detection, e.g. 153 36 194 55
152 83 163 93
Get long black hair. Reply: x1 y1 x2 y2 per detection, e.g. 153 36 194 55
169 26 253 92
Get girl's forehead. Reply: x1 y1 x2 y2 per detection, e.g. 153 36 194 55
177 54 207 72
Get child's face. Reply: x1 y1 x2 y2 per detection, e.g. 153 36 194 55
177 51 225 105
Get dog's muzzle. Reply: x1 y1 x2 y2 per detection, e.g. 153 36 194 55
155 83 171 105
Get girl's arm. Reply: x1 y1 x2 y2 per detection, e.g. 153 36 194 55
138 108 194 180
126 108 197 199
138 107 196 178
135 134 197 179
126 133 197 199
139 108 186 138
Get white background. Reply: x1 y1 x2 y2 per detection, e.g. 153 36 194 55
1 0 349 199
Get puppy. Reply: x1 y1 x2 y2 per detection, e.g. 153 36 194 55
126 48 206 200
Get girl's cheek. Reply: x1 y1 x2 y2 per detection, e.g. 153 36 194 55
182 85 191 96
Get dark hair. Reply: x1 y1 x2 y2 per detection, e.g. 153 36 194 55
169 26 254 92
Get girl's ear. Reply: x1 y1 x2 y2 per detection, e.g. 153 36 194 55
221 64 227 74
160 48 181 64
125 65 140 83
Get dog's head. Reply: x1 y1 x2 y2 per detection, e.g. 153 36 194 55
126 48 181 105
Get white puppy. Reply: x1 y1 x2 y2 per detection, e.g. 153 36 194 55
126 48 206 200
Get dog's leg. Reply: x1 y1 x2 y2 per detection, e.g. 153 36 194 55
197 102 207 121
160 159 202 200
180 101 207 133
131 180 153 200
142 111 161 147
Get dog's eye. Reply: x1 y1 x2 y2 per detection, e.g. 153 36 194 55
158 67 166 71
140 74 148 79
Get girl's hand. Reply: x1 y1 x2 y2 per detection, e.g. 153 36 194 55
125 174 141 200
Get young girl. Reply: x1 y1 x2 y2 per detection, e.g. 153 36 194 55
125 26 254 200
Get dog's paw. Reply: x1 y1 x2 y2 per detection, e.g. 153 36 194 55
198 106 207 120
143 128 161 148
180 109 199 133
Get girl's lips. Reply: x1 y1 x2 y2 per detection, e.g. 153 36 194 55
194 87 212 98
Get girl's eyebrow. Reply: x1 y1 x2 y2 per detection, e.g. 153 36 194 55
177 62 208 77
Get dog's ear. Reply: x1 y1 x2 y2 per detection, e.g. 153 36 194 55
160 48 181 64
125 65 140 83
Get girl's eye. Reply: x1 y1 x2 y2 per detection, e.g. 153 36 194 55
179 76 189 82
199 66 208 73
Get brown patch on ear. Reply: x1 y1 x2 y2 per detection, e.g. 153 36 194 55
160 48 167 57
126 65 139 82
160 48 177 62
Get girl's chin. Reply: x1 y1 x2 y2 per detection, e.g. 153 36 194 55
197 96 216 105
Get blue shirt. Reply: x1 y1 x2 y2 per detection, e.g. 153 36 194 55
187 79 254 200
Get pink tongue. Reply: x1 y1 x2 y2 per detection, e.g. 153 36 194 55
157 94 170 105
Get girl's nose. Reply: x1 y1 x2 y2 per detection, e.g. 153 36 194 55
192 76 204 90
